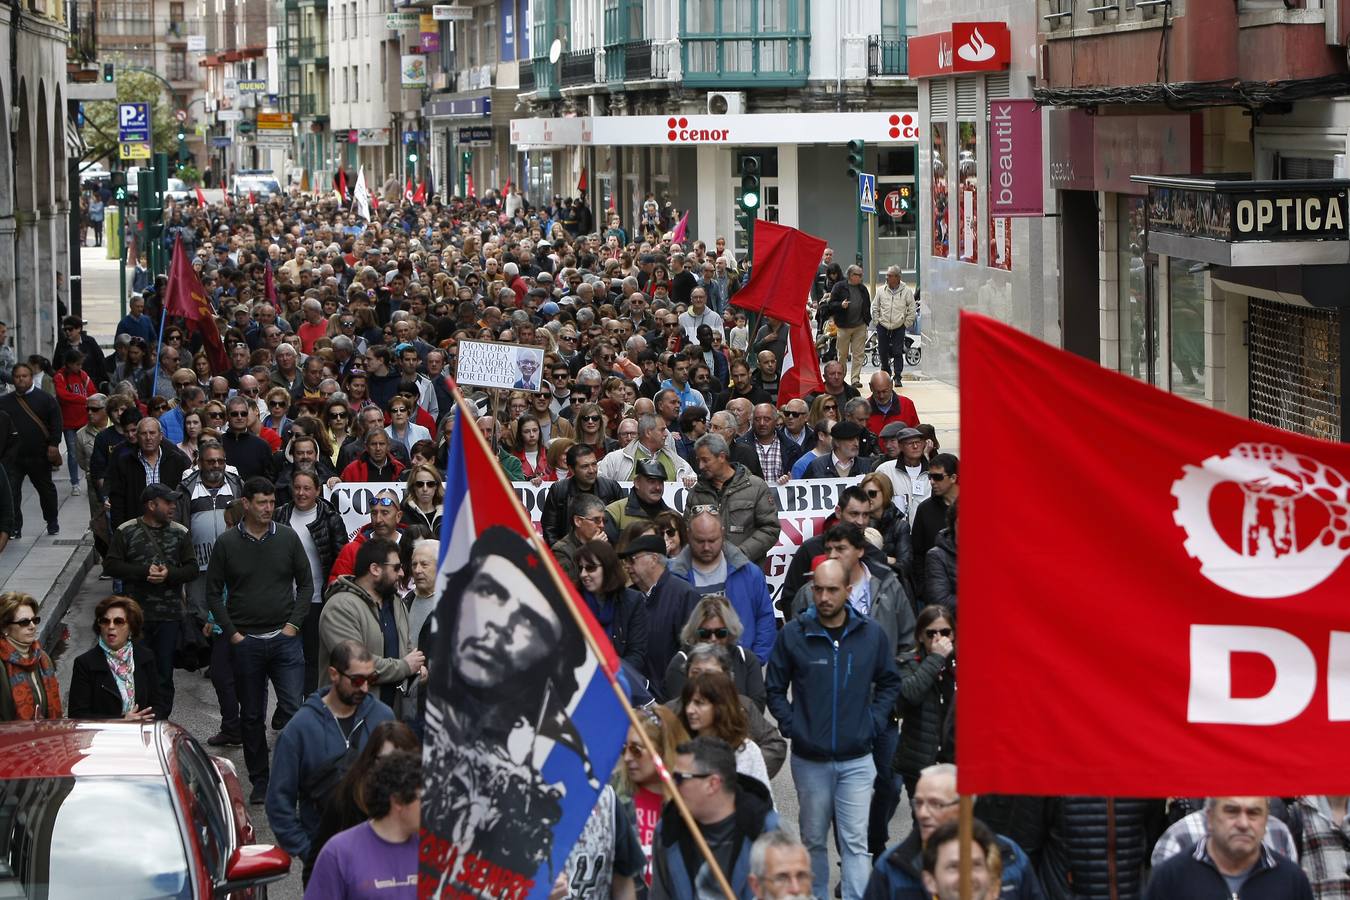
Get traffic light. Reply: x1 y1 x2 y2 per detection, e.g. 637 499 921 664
407 145 419 175
846 139 865 180
176 126 188 165
110 171 127 203
102 63 114 83
738 154 761 213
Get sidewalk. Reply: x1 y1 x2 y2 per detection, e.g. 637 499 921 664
902 375 960 456
3 244 123 646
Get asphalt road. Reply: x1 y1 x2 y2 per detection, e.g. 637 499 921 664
54 566 913 900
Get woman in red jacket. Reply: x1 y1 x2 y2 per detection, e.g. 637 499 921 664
53 348 96 495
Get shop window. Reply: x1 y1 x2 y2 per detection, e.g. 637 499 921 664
1248 298 1341 440
930 121 949 258
1118 197 1151 381
1168 257 1207 400
956 121 978 264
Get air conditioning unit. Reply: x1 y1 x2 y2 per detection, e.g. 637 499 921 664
706 91 745 115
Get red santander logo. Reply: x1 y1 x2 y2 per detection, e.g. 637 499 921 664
666 117 730 143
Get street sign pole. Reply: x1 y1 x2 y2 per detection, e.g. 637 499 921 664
118 200 127 317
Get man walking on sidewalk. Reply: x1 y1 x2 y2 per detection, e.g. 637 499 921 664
0 362 62 538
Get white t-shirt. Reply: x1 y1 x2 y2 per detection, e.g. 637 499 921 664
289 505 324 603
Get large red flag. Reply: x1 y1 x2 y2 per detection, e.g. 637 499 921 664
960 312 1350 797
777 312 824 402
730 220 827 324
162 238 229 373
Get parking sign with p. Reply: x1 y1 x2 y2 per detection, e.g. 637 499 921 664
118 103 150 143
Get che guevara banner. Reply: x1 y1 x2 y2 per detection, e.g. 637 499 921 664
959 312 1350 797
420 400 628 900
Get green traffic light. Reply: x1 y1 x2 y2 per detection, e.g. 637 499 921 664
742 190 760 210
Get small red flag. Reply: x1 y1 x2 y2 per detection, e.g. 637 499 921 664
404 177 414 203
671 210 689 245
466 173 476 198
336 168 349 202
577 166 588 194
162 238 229 373
413 181 426 204
960 311 1350 797
263 262 278 310
731 220 827 325
777 313 824 403
248 190 256 205
194 185 208 207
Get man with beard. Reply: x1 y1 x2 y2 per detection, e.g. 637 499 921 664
318 538 425 710
605 459 674 531
423 526 599 890
266 639 394 882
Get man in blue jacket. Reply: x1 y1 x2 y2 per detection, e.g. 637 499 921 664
668 510 778 665
266 639 394 882
766 558 902 900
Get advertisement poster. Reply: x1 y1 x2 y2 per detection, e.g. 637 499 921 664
931 121 950 257
989 215 1012 271
401 54 428 88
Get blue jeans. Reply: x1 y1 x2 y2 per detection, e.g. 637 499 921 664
62 429 81 486
792 753 876 900
868 724 903 856
875 325 908 377
231 632 304 787
142 618 180 718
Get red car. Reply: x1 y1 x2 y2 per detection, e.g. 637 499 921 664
0 720 291 898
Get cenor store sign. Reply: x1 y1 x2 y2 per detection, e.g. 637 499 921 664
510 112 920 148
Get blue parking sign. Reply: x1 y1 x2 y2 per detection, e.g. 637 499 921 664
118 103 150 144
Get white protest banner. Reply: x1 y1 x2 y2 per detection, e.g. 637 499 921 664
327 477 861 603
455 339 546 392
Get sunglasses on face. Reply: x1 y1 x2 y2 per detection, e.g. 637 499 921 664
241 388 260 396
865 489 882 498
371 497 397 507
98 616 128 627
579 563 602 574
621 742 646 758
929 473 948 482
207 411 225 420
87 405 105 412
697 626 730 640
823 404 837 411
413 480 436 489
783 410 804 417
9 616 39 628
672 771 713 786
228 411 249 418
340 671 375 687
269 400 287 407
580 414 601 423
925 627 953 639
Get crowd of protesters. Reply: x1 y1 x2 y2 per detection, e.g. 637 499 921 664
0 184 1340 900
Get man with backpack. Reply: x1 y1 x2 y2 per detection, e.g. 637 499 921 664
266 639 394 882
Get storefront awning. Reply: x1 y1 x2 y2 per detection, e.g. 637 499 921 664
1133 175 1350 266
509 111 921 149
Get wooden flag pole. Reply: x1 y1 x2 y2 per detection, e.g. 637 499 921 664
447 387 739 900
958 795 974 900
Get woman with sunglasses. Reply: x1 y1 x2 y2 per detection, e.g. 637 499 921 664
573 540 647 674
895 604 956 805
676 671 771 791
323 402 352 461
264 387 295 443
385 397 431 456
401 464 444 533
68 595 158 720
572 403 617 460
511 414 555 485
616 706 689 895
859 472 914 587
0 592 61 721
807 393 840 431
652 511 686 558
663 594 766 712
200 400 228 438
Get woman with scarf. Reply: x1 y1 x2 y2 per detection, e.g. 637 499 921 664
573 540 648 676
68 595 158 720
0 592 63 721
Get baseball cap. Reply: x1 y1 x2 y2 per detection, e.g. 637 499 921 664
140 484 180 505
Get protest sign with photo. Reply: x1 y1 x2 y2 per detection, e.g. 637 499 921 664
456 339 546 392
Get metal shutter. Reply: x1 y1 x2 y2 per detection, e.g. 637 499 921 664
1248 297 1342 441
955 76 978 118
930 80 949 119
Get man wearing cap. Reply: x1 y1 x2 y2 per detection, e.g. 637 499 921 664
606 459 675 531
620 532 700 700
56 316 109 389
104 482 199 718
874 426 932 524
872 266 917 381
804 421 872 479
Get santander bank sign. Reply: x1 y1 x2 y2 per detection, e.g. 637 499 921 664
909 21 1011 78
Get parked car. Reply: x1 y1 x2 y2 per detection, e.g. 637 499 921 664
165 177 192 203
0 720 290 898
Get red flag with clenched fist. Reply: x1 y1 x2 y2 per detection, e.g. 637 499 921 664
959 312 1350 797
163 238 229 373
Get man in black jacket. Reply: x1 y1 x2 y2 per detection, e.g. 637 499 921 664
106 416 191 530
220 396 275 480
828 265 872 388
0 362 63 537
540 443 622 546
56 316 109 389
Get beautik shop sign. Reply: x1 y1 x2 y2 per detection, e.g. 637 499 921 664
988 100 1043 217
